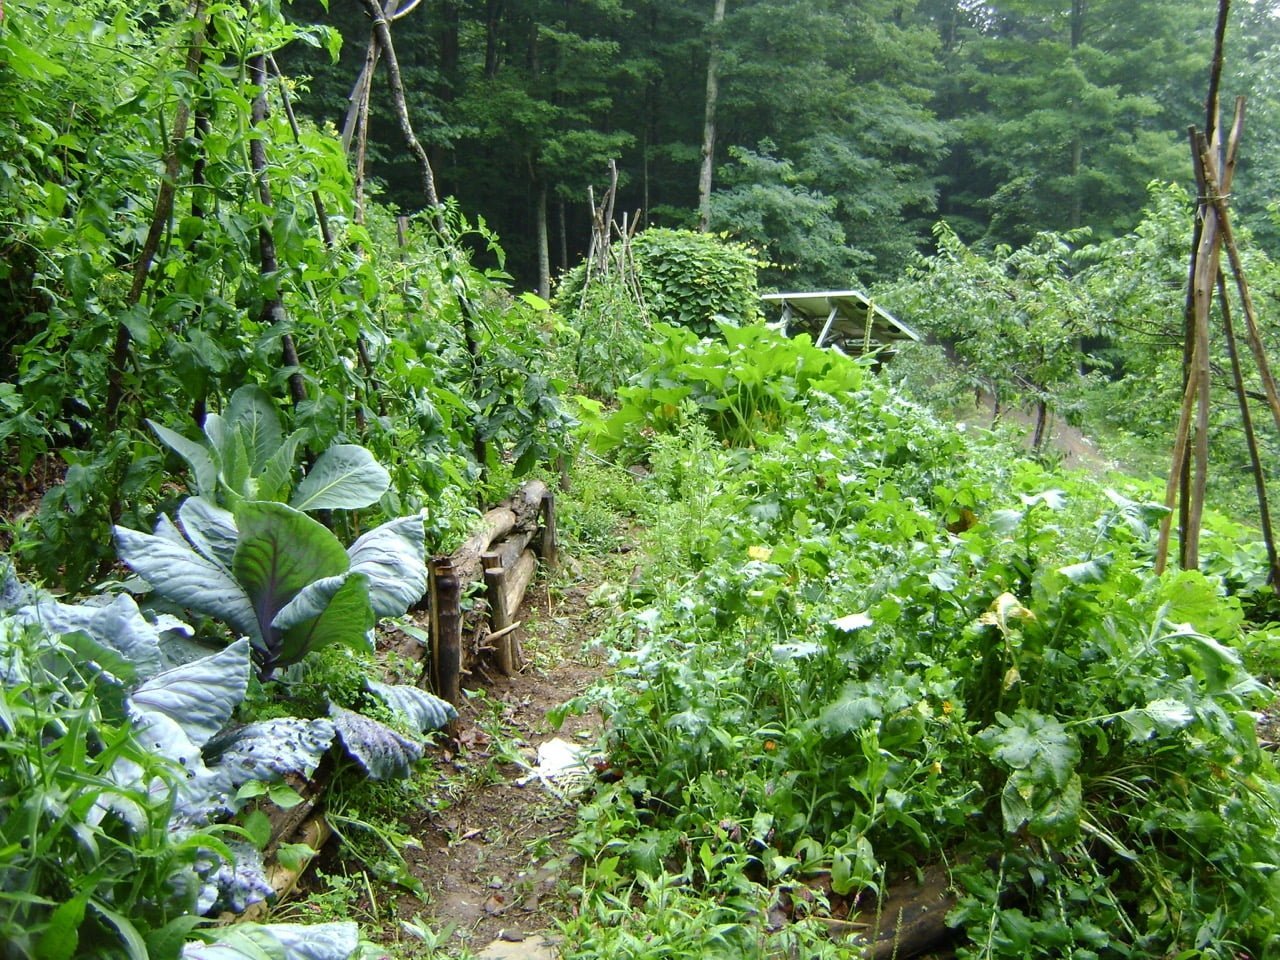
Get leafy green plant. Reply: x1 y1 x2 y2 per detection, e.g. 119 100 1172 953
149 384 389 512
576 321 869 458
0 557 456 957
561 322 1280 959
0 617 226 958
630 228 761 337
114 497 426 679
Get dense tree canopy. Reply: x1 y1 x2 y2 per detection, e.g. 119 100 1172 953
275 0 1280 289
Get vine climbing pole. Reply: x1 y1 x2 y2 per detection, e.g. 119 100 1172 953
1155 0 1280 593
350 0 489 478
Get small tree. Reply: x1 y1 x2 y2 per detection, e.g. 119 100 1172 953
889 223 1094 447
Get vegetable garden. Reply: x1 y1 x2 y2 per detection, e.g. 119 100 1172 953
5 0 1280 958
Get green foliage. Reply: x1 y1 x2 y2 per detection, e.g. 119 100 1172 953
630 229 761 336
114 499 426 679
577 321 865 458
149 384 390 513
884 222 1095 432
0 617 225 959
0 0 572 590
709 144 861 289
563 323 1280 957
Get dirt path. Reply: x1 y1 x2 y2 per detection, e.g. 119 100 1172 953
351 564 621 957
961 395 1117 475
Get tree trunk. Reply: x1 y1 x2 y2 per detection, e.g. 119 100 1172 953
536 180 550 299
1031 399 1048 450
484 0 502 79
696 0 726 232
557 196 568 274
358 0 445 228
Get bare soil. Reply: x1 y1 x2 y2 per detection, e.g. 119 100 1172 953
318 561 624 957
961 395 1117 475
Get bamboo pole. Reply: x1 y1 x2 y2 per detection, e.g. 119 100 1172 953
105 6 207 430
1218 270 1280 592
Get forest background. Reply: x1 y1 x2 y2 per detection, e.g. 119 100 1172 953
279 0 1280 294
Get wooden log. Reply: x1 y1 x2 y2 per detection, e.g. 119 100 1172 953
235 812 333 922
483 553 514 676
487 526 537 573
539 491 560 570
452 508 518 585
842 864 957 959
501 549 537 672
432 558 462 704
503 550 538 619
450 479 550 586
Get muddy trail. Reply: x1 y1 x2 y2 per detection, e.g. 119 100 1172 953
295 555 626 958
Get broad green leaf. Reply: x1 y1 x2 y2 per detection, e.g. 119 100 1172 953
981 710 1079 788
1118 698 1195 742
276 574 374 667
149 420 218 497
226 385 284 472
271 572 357 631
346 515 426 617
1057 556 1109 584
366 679 457 734
17 593 163 681
256 429 308 502
232 501 350 650
114 524 260 643
178 496 238 570
221 429 253 500
289 444 389 511
128 639 251 748
329 704 423 780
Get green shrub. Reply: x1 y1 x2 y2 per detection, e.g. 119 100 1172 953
631 228 761 336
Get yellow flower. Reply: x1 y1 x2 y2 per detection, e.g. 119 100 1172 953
747 545 773 562
942 700 954 715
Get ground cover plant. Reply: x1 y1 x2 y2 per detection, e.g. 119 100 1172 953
0 562 453 959
559 322 1280 959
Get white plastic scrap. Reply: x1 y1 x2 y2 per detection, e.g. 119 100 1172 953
514 737 598 801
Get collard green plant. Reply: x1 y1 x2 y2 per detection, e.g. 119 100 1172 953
114 499 426 679
0 560 455 959
150 384 389 512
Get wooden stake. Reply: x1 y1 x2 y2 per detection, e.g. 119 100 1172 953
483 553 514 676
431 558 462 704
539 491 560 570
1219 270 1280 592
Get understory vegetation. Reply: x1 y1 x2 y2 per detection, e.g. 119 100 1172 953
5 0 1280 958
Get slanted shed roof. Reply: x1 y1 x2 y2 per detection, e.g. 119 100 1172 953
762 290 920 356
